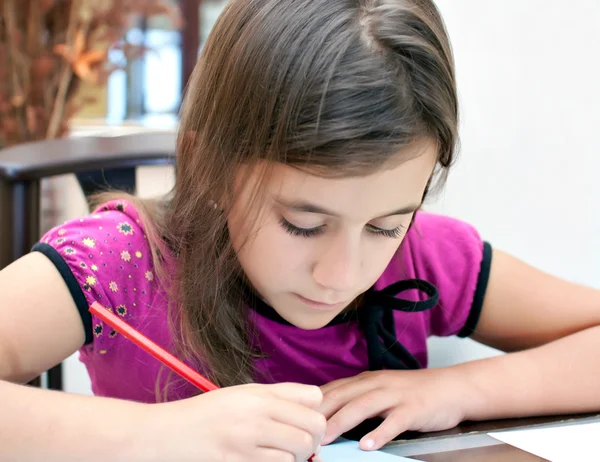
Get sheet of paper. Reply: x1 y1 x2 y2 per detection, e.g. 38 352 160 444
489 421 600 461
317 440 421 461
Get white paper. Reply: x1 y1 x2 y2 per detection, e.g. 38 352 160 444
317 440 420 461
489 421 600 461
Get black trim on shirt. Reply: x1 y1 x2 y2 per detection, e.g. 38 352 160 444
458 241 493 338
31 243 93 345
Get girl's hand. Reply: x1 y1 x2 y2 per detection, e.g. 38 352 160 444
147 382 325 462
319 369 467 450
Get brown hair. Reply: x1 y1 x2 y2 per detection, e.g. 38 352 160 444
99 0 458 388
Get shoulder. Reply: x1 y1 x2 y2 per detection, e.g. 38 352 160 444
39 199 148 252
36 199 153 291
407 211 484 269
378 211 491 337
32 199 162 346
379 211 484 280
410 211 482 246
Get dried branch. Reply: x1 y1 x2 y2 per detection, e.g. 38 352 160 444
0 0 183 148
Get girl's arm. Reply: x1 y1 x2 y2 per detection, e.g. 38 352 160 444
0 380 154 462
319 249 600 449
460 249 600 419
0 253 324 462
0 253 87 384
0 253 154 461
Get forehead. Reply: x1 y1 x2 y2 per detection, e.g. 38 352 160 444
254 140 438 220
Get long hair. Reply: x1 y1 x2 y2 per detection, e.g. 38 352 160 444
97 0 458 388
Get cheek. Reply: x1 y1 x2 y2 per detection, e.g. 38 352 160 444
233 214 311 285
363 237 405 282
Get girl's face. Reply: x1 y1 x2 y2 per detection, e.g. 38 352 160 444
228 141 437 330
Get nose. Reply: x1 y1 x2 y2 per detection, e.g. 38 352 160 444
312 233 361 294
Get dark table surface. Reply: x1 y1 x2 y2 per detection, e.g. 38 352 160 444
381 412 600 461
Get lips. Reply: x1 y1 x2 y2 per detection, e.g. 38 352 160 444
295 294 346 310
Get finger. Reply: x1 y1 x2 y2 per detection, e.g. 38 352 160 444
258 421 316 461
270 400 327 441
256 447 295 462
268 382 323 409
320 376 378 418
321 389 391 445
320 375 357 395
359 408 412 451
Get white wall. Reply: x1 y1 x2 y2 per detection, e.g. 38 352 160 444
61 1 600 391
427 0 600 365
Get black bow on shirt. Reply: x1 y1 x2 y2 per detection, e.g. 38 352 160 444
358 279 439 371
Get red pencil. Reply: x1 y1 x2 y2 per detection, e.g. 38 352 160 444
89 301 316 460
89 301 219 392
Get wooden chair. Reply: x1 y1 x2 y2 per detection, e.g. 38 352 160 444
0 131 176 390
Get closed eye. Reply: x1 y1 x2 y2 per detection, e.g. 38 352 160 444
366 224 405 239
279 217 324 237
280 216 405 239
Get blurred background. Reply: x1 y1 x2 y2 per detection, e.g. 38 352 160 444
0 0 598 395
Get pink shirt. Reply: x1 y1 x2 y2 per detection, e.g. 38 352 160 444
34 200 490 402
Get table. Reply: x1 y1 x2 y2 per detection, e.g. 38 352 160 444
381 413 600 461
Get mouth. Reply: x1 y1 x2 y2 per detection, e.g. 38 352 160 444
294 294 347 311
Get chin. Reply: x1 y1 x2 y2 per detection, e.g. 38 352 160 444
281 312 339 330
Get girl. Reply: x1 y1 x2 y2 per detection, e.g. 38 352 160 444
2 0 600 461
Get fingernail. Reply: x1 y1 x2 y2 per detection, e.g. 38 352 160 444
315 445 322 454
321 435 333 445
363 439 375 450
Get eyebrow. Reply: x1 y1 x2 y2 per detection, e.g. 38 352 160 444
275 199 420 218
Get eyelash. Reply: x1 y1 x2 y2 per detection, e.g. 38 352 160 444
366 224 405 239
279 218 405 239
279 218 324 237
